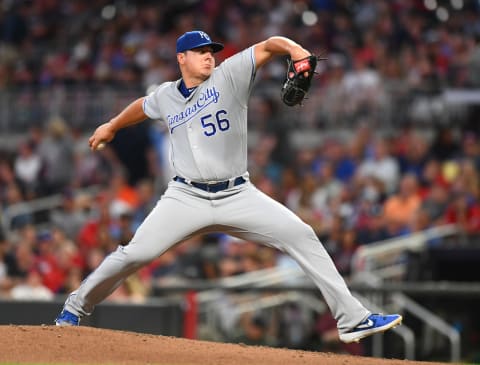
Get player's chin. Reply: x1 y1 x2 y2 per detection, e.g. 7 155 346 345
200 68 214 78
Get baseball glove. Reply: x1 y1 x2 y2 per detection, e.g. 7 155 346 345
281 55 319 106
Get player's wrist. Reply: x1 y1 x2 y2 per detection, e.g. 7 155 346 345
290 46 311 61
105 120 119 133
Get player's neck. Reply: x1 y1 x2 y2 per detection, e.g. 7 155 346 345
181 72 208 89
182 78 202 89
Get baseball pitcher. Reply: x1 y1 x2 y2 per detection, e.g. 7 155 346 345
55 31 401 343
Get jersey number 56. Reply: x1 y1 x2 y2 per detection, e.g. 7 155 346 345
200 110 230 137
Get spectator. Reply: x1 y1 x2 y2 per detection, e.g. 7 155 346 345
419 158 449 198
444 192 480 236
50 228 83 293
421 183 450 225
396 133 429 179
50 189 90 240
109 168 140 216
37 117 74 195
0 159 16 206
333 228 358 276
320 214 344 255
110 121 153 186
3 183 33 231
467 34 480 87
454 158 479 200
357 137 400 194
429 127 461 162
77 190 115 254
34 230 65 293
285 172 324 235
132 179 158 231
10 269 54 301
72 139 111 188
4 241 35 286
326 138 358 184
356 205 389 245
461 133 480 172
106 272 149 304
277 167 299 206
13 140 41 198
317 53 349 126
341 52 384 120
311 161 344 212
383 173 421 231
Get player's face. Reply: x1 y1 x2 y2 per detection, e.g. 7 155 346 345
180 46 215 81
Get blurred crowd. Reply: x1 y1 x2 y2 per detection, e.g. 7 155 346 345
4 0 480 132
1 0 480 90
1 0 480 355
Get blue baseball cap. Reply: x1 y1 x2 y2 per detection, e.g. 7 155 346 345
176 31 224 53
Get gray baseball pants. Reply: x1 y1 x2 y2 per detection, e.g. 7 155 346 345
64 180 369 333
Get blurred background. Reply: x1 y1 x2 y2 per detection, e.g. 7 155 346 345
0 0 480 363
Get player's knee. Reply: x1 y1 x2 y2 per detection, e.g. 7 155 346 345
281 221 317 243
121 244 157 266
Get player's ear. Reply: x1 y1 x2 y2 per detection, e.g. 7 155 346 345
177 52 185 65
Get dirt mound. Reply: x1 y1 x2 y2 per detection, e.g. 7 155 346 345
0 325 446 365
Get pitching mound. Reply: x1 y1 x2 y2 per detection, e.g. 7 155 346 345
0 325 445 365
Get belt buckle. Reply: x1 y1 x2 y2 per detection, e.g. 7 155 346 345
206 181 223 192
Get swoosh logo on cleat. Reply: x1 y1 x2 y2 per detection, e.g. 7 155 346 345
356 319 374 329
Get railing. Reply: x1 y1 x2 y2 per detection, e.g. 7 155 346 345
351 224 460 279
192 265 420 360
353 270 461 363
214 268 415 360
392 293 461 362
195 265 327 341
2 194 62 235
349 221 463 361
2 185 100 237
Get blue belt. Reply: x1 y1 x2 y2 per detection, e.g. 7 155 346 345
174 176 246 193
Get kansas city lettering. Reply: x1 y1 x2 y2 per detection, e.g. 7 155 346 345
167 86 220 131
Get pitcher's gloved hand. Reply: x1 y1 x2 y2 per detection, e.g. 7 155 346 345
281 55 320 106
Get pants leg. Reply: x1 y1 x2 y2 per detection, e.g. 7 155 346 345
65 183 213 316
214 183 369 332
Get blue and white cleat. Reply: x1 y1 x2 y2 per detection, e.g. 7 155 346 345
339 314 402 343
55 309 80 326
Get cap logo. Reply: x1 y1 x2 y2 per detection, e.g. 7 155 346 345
198 31 210 41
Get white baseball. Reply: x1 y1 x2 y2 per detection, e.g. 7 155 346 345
97 142 106 150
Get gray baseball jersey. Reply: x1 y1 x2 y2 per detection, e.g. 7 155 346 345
143 47 255 182
62 46 370 334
